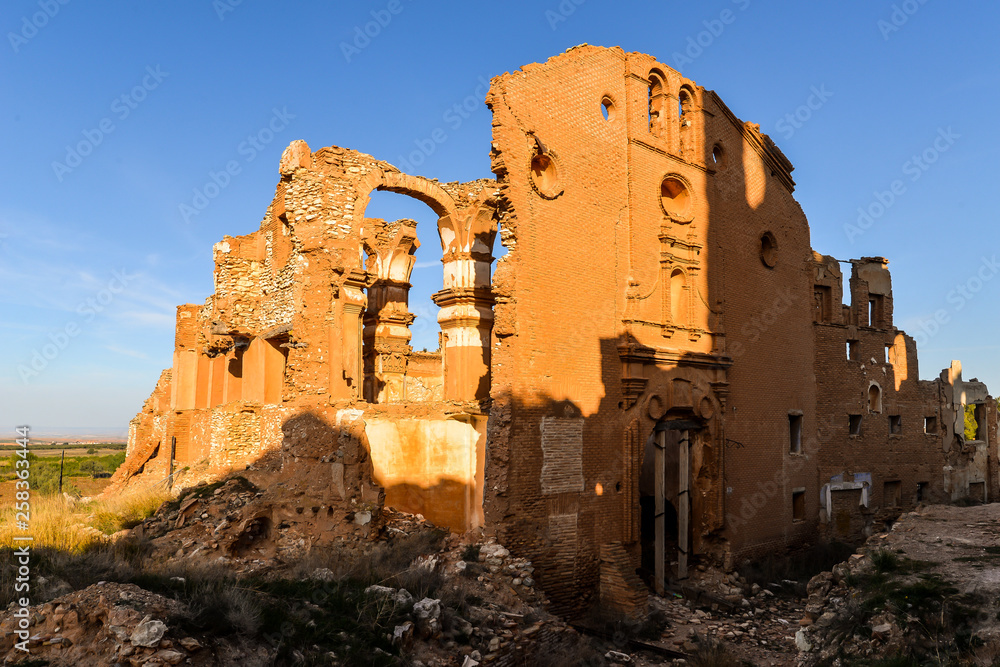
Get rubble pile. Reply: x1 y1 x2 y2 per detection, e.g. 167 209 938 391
0 582 269 666
795 504 1000 665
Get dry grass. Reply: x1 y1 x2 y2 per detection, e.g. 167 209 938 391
0 484 170 551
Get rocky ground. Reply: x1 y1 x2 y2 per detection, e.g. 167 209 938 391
4 488 998 666
798 503 1000 666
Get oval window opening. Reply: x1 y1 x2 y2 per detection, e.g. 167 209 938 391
660 176 691 217
601 96 616 121
760 231 777 268
711 143 726 169
530 153 561 198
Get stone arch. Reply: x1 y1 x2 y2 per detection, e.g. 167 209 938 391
356 169 459 222
355 169 497 403
648 69 668 137
677 84 700 160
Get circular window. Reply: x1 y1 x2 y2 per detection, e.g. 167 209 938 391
760 231 777 268
659 176 692 219
601 96 616 121
530 153 562 198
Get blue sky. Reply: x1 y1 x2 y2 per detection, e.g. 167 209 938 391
2 0 998 433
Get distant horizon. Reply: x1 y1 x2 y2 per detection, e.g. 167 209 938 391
3 426 128 440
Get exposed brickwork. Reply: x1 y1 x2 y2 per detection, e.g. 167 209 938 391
114 45 996 619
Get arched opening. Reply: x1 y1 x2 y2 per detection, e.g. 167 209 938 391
648 72 666 136
678 87 694 158
670 269 687 326
361 189 445 403
868 384 882 413
601 95 616 121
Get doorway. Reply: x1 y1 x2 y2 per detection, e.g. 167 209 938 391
639 420 696 593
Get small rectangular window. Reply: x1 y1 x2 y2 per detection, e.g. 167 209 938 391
884 480 901 507
884 344 893 364
924 416 938 434
975 404 988 441
792 490 806 521
849 414 862 436
869 295 884 328
789 414 803 454
916 482 928 502
889 415 902 435
848 340 859 361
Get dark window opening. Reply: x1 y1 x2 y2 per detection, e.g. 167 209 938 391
916 482 928 502
924 416 938 434
889 415 902 435
869 295 885 328
849 414 862 436
789 413 803 454
848 340 859 361
792 490 806 521
974 403 988 441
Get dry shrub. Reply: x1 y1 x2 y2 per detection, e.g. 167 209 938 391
0 485 170 551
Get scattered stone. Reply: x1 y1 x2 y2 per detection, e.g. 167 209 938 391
131 617 168 648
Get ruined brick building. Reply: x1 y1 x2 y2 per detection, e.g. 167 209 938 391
113 46 997 615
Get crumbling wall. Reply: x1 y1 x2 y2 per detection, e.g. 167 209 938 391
119 140 498 536
115 46 997 621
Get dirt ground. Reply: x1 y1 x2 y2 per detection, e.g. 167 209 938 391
871 503 1000 637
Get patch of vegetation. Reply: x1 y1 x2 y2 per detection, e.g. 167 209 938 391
0 486 169 550
871 548 899 574
0 451 126 492
833 553 984 664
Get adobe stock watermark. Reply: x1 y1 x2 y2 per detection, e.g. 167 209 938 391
10 425 33 654
727 286 798 359
671 0 752 72
843 127 959 243
545 0 586 31
726 411 838 534
213 0 242 21
17 269 136 383
878 0 932 40
340 0 413 63
911 255 1000 347
775 85 833 141
179 107 295 223
51 66 169 183
395 76 491 174
8 0 70 53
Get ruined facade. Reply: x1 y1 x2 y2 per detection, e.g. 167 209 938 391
114 46 996 616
